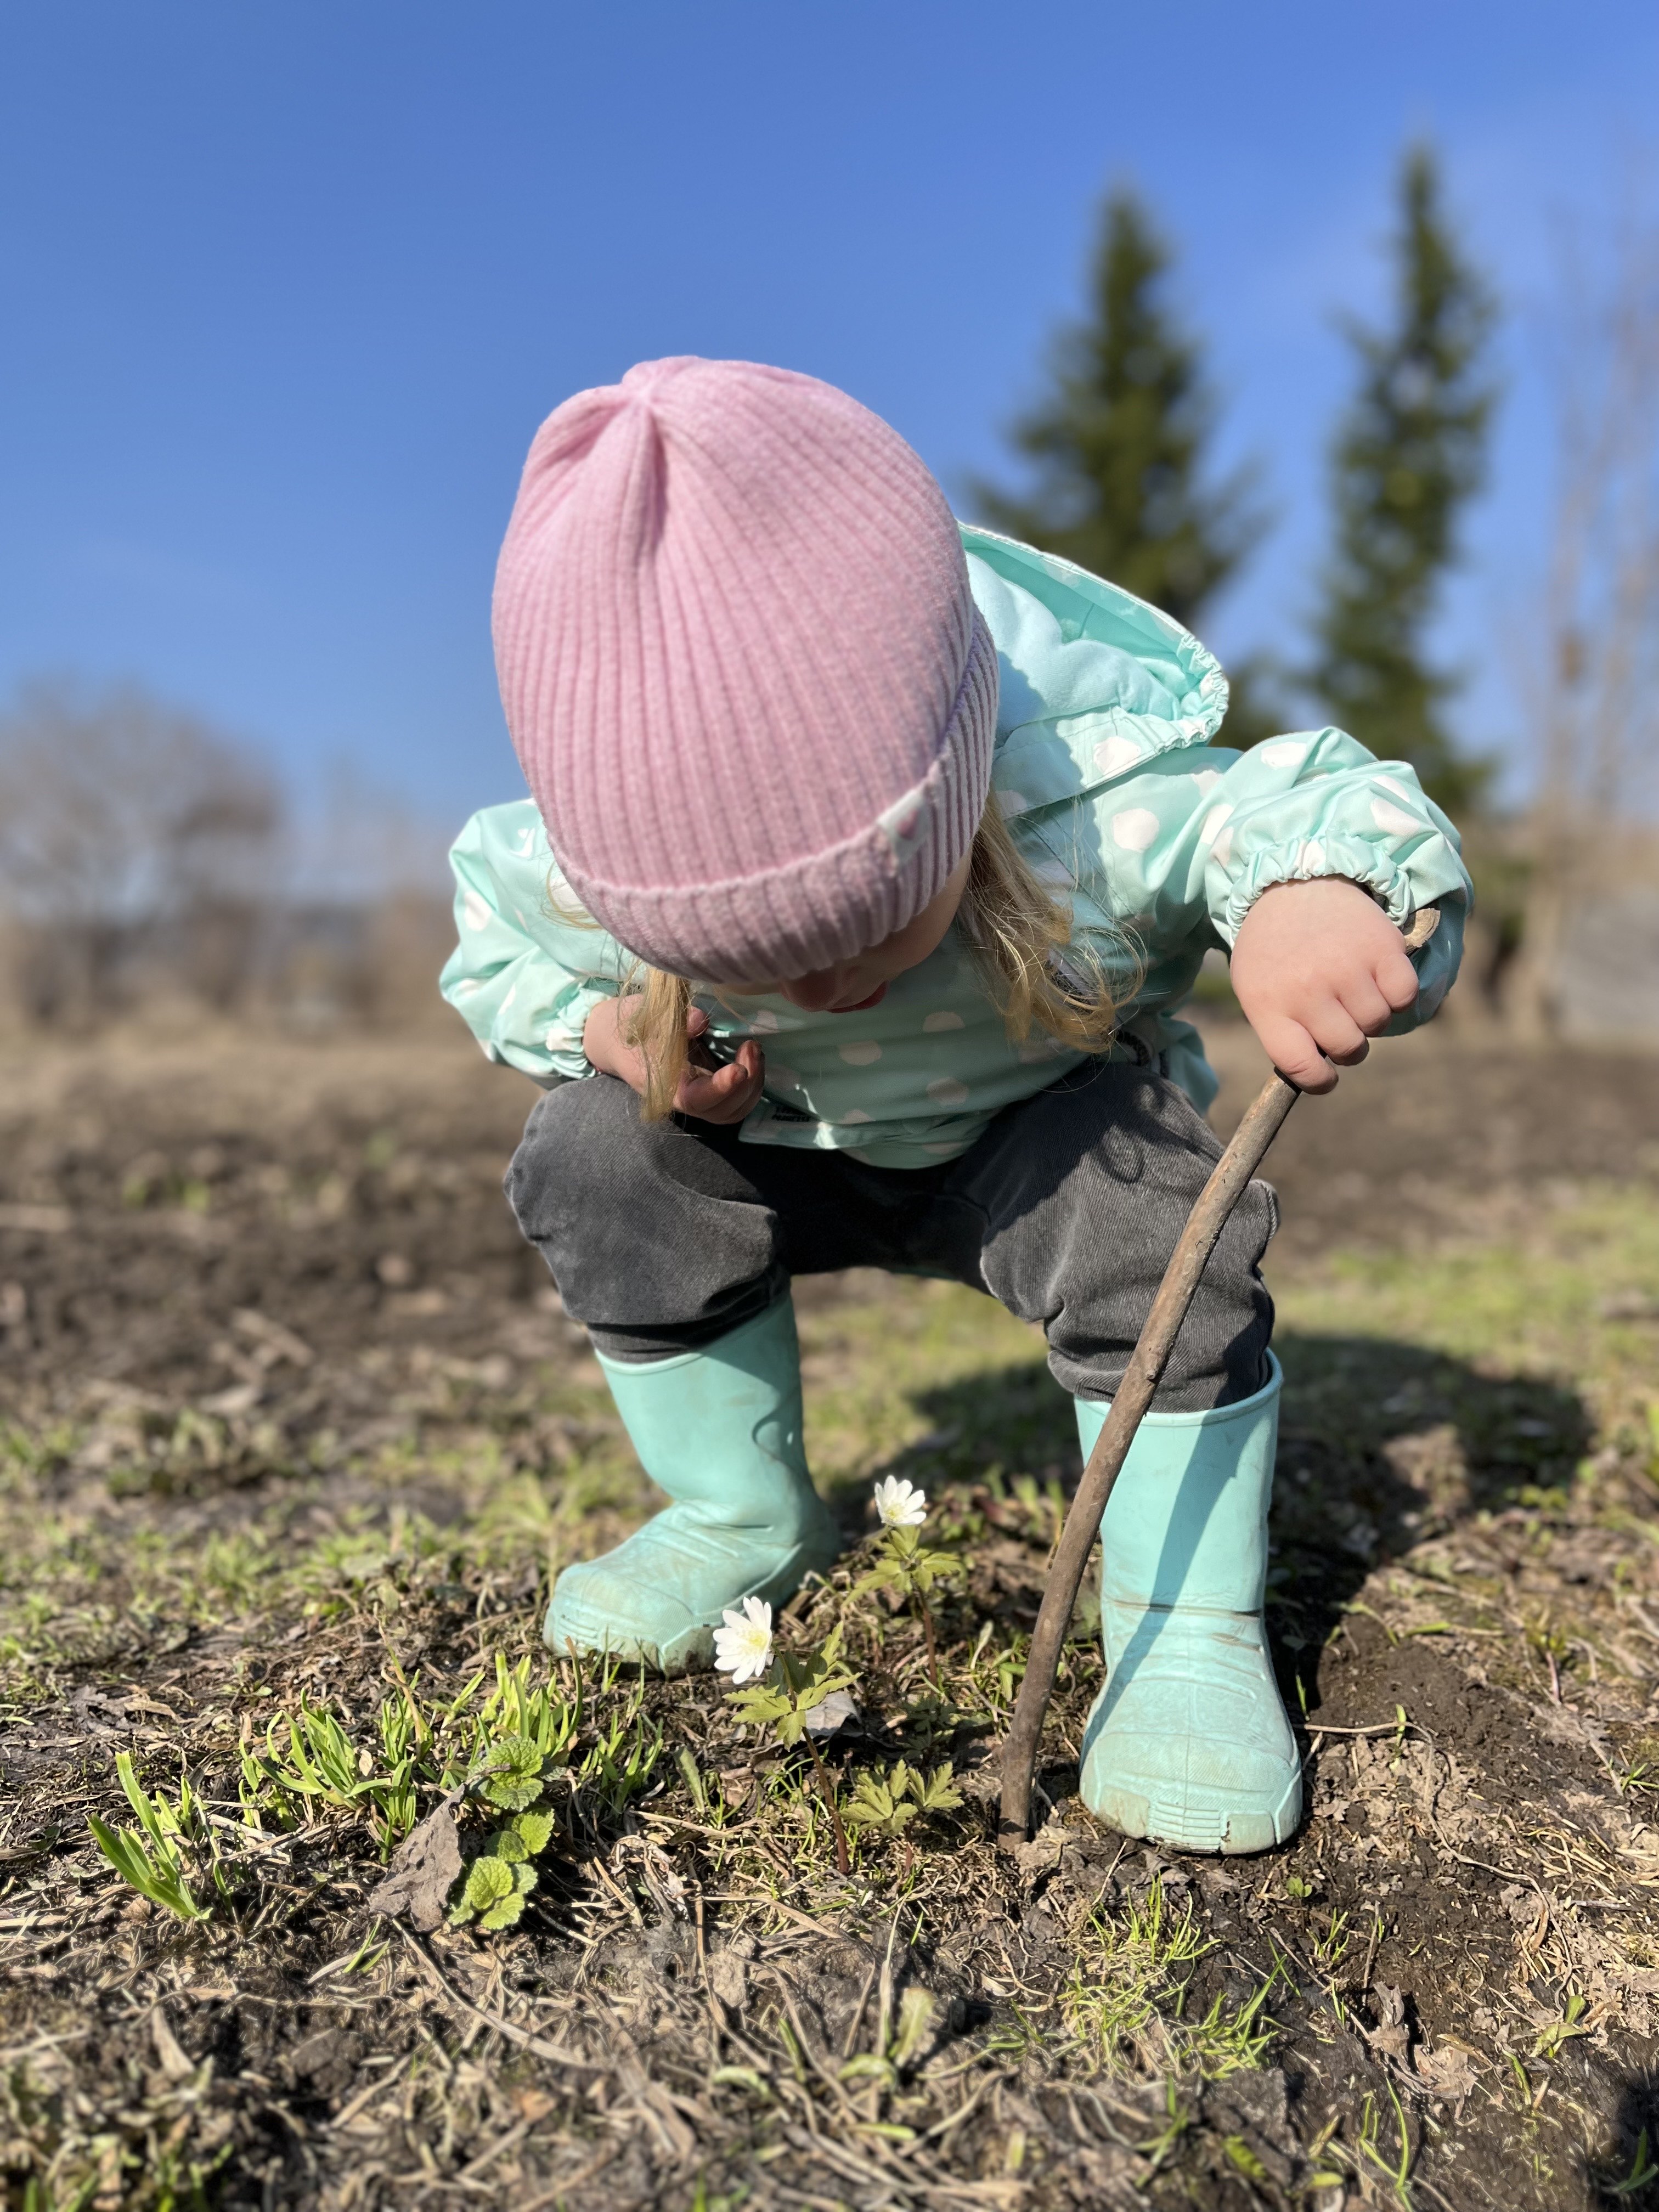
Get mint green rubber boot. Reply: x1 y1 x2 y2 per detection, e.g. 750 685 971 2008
1073 1355 1300 1854
545 1299 840 1673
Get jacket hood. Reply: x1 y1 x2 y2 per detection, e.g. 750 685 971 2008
962 524 1230 823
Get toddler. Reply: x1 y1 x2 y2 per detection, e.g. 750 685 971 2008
443 357 1470 1855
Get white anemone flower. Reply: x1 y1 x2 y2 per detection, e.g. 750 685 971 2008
713 1596 774 1684
873 1475 928 1530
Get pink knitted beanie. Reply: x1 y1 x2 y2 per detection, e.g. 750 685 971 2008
492 357 998 984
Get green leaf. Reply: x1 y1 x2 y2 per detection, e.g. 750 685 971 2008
891 1987 935 2067
851 1559 905 1601
839 2053 896 2085
512 1809 555 1855
728 1628 859 1750
1223 2137 1270 2185
845 1771 917 1837
711 2065 771 2098
909 1544 962 1594
478 1889 528 1931
87 1814 206 1922
911 1764 964 1815
478 1733 545 1810
493 1829 529 1864
853 1540 960 1605
464 1856 516 1912
728 1684 793 1729
116 1752 159 1834
676 1746 709 1818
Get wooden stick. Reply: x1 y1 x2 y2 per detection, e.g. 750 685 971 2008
996 906 1440 1849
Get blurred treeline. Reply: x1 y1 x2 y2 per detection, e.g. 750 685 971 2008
973 145 1659 1042
2 143 1655 1041
0 682 454 1034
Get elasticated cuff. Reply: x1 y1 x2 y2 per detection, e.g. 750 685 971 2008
1216 835 1414 947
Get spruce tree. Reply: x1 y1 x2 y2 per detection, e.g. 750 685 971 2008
1310 146 1496 810
973 189 1259 634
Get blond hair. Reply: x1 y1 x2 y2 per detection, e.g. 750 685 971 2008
609 800 1126 1121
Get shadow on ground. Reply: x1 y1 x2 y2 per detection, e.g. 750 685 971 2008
850 1330 1659 2208
856 1327 1593 1677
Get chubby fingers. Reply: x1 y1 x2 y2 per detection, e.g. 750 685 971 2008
1262 943 1420 1091
675 1037 766 1124
1232 878 1428 1092
1255 1009 1355 1094
1324 934 1420 1049
1370 935 1422 1016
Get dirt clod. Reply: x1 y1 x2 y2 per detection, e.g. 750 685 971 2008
366 1800 464 1932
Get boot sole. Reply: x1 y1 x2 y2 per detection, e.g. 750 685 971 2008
1081 1767 1303 1856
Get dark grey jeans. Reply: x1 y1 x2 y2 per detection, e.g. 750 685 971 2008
505 1063 1277 1411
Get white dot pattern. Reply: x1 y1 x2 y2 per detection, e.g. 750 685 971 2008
1371 795 1420 837
1093 733 1141 778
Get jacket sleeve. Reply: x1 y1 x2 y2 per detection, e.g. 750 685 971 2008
438 801 627 1083
1199 728 1470 1026
1047 727 1472 1031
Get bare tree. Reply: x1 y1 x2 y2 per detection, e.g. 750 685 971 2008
1510 209 1659 1033
0 681 283 1021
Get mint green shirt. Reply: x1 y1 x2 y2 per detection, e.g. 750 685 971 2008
441 526 1471 1168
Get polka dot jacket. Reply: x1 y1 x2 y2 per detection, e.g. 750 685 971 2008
441 526 1472 1169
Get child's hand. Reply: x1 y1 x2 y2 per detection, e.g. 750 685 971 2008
1229 878 1420 1094
582 998 766 1125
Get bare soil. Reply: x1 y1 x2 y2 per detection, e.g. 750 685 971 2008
2 1015 1659 2210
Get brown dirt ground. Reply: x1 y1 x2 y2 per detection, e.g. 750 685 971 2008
1 1013 1658 2210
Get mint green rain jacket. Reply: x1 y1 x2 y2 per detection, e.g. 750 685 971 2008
441 526 1472 1169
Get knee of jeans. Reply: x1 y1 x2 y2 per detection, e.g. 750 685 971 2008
1226 1176 1280 1271
504 1076 641 1242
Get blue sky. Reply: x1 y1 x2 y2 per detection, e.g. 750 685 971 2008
2 2 1654 858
